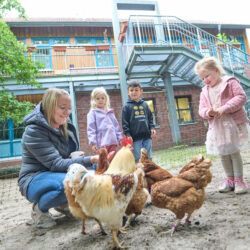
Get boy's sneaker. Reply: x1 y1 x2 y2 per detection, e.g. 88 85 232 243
31 204 56 229
219 177 234 193
234 177 248 194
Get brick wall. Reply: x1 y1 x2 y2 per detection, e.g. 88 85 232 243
76 86 207 154
0 157 21 169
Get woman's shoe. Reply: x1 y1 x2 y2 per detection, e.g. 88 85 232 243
32 204 56 229
54 205 74 218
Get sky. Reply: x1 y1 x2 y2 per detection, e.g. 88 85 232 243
5 0 250 25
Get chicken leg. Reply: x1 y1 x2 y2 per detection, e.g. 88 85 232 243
94 218 107 235
184 213 192 225
112 229 125 249
169 219 181 236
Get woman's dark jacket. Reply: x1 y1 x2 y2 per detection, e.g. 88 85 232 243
18 103 92 197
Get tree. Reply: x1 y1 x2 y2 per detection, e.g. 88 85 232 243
0 0 40 124
0 0 25 19
0 91 34 124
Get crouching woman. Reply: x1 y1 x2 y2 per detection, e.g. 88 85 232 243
18 88 98 229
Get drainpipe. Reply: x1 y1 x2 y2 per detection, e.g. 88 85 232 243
7 118 14 157
68 81 79 138
154 1 165 43
112 0 128 105
162 72 181 144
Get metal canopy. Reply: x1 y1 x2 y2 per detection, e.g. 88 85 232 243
125 45 204 87
125 44 250 88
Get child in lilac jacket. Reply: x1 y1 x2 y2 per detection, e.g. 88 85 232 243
195 56 249 194
87 87 123 154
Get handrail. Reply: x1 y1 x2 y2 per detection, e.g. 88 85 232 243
26 44 118 76
124 15 250 79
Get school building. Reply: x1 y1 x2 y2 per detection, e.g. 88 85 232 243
1 1 250 160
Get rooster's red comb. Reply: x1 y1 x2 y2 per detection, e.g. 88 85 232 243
120 136 133 147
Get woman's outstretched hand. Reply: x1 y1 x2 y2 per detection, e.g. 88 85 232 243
70 151 85 159
90 155 99 164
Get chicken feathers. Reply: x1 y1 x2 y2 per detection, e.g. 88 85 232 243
64 163 105 235
104 146 149 228
105 146 137 175
140 149 212 235
74 167 142 248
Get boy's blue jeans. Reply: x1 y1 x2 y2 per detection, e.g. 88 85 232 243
133 138 152 162
26 172 67 213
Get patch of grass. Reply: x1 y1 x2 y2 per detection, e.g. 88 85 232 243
153 144 217 170
0 166 20 179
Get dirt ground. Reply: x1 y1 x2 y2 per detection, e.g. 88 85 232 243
1 152 250 250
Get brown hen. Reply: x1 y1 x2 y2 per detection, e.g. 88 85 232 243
140 148 212 235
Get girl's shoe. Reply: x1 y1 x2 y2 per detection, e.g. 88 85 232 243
219 177 234 193
31 204 56 229
234 177 248 194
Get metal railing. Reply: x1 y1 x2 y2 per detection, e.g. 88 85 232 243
28 44 119 76
122 15 250 78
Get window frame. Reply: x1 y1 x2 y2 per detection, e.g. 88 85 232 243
175 95 194 125
144 98 158 126
75 36 114 67
0 119 25 141
31 37 70 70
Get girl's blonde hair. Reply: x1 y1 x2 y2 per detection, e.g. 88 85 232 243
42 88 70 138
90 87 110 109
194 56 225 76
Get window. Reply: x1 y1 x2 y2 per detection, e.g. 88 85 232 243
75 37 93 44
32 48 52 70
75 36 113 67
32 37 69 45
75 37 108 45
175 96 194 124
96 50 112 67
145 98 158 126
31 37 70 70
0 120 25 140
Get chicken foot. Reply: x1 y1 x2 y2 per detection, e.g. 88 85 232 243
168 215 192 236
119 227 128 234
123 214 137 229
112 229 126 249
166 219 181 236
81 218 106 235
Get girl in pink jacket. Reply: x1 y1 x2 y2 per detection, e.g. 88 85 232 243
194 57 249 194
87 87 123 154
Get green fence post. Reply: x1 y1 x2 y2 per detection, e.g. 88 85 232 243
7 118 14 157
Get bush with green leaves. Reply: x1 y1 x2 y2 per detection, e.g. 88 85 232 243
0 1 40 125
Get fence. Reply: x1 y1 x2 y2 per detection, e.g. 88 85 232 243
28 44 119 76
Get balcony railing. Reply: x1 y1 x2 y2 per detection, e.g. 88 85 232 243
27 44 119 76
121 15 250 79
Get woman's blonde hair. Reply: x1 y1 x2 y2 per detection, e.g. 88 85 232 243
90 87 110 109
194 56 225 76
42 88 70 138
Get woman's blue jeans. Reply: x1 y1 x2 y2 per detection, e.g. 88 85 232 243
133 138 152 162
26 172 67 213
